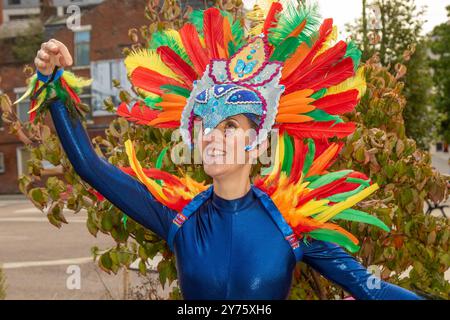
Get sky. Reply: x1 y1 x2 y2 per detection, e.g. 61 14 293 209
243 0 449 36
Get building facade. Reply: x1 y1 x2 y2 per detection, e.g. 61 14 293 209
0 0 157 194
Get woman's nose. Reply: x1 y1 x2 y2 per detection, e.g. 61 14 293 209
202 127 222 143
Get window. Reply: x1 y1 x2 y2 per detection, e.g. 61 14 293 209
74 30 90 66
0 153 5 174
15 89 30 123
8 0 22 5
16 147 31 177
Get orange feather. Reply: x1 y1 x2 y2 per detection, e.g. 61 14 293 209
276 114 313 123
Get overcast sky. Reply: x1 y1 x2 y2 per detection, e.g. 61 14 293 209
244 0 449 36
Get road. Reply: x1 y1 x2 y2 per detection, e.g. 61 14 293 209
0 197 175 300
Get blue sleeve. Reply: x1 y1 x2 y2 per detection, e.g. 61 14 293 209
49 99 177 241
301 240 424 300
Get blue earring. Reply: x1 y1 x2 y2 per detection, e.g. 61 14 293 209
245 144 254 152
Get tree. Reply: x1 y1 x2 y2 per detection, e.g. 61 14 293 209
0 268 5 299
1 0 448 300
347 0 439 150
429 6 450 145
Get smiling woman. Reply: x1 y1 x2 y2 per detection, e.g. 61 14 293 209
18 0 425 300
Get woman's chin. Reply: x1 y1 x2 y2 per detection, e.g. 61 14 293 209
203 163 233 178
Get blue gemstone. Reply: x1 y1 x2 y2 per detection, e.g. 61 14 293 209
250 49 256 54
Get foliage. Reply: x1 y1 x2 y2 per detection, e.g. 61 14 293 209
429 6 450 144
0 268 5 300
292 58 449 299
11 22 44 63
347 0 440 150
1 0 448 300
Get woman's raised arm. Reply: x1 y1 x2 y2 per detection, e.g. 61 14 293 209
50 98 177 242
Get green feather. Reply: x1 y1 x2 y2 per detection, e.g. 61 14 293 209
331 208 390 232
270 37 300 62
307 229 360 253
160 85 191 98
149 31 192 65
281 133 294 176
308 170 353 189
188 9 204 34
344 41 362 71
268 0 321 47
154 146 169 187
304 109 344 123
121 215 128 230
310 88 327 100
302 138 315 176
346 177 371 187
155 146 168 169
144 96 163 110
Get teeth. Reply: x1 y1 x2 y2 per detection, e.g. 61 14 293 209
206 149 225 156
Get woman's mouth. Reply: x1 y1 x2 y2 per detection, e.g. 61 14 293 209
203 147 227 163
206 148 225 157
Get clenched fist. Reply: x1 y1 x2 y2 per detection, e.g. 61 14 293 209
35 39 73 76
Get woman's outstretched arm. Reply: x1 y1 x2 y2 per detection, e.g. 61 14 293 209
301 240 424 300
50 99 177 241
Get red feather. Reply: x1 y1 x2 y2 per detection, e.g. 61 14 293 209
179 23 209 76
117 101 159 125
118 101 179 128
283 18 334 87
277 121 356 139
263 2 283 36
309 57 355 91
119 166 186 189
313 89 359 115
296 176 348 208
130 66 186 95
203 8 224 59
157 46 198 86
29 81 40 122
283 41 348 93
289 138 307 184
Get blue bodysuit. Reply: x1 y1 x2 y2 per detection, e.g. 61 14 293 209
50 100 422 300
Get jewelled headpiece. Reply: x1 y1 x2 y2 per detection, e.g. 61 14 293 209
180 34 284 147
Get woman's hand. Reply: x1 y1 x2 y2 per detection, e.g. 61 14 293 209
34 39 73 76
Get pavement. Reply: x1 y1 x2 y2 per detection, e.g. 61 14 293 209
0 199 176 300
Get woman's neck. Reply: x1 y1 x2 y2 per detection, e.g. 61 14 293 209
212 169 251 200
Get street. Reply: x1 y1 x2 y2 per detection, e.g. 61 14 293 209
0 197 175 299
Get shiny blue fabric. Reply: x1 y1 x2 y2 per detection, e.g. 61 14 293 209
49 100 423 300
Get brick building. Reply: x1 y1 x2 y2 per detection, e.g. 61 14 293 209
0 0 164 194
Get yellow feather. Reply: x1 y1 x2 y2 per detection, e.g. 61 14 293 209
326 66 367 98
124 139 169 202
314 183 380 223
314 25 338 59
62 70 92 88
14 75 37 105
124 48 184 82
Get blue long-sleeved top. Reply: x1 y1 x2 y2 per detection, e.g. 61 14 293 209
49 99 423 300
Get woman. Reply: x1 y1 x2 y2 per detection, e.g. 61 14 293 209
25 4 423 300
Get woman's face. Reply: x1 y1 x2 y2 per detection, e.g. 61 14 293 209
195 114 258 179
